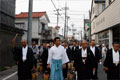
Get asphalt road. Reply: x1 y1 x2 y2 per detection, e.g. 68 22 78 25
1 63 107 80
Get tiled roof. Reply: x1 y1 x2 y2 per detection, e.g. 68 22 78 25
16 12 46 18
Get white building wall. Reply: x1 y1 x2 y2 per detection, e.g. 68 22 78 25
47 27 57 40
106 0 115 7
15 18 28 30
52 28 57 39
91 1 103 20
40 15 49 30
91 0 118 47
40 15 49 24
15 18 40 40
92 0 120 34
32 18 39 38
105 0 109 7
91 1 96 20
91 1 105 37
98 3 104 14
15 18 28 40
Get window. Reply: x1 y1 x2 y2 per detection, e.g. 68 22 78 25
104 32 109 38
92 7 94 14
98 31 109 46
15 23 24 29
41 23 45 30
102 4 105 11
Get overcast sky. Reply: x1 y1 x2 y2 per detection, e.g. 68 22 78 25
16 0 92 40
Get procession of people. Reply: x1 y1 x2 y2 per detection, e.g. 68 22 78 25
12 36 120 80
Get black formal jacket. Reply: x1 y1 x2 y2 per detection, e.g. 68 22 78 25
72 46 77 61
73 48 96 71
104 49 120 70
13 46 34 76
88 46 102 68
76 46 82 50
66 46 73 62
40 47 48 67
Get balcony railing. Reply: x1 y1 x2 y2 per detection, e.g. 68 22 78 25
39 30 51 36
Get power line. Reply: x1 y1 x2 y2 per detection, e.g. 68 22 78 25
17 0 91 2
68 10 89 12
51 0 58 10
49 22 64 24
70 18 83 19
50 0 65 21
36 0 90 1
68 13 89 15
16 0 27 3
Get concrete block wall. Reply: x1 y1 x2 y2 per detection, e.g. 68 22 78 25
0 0 15 27
0 29 22 67
0 0 24 67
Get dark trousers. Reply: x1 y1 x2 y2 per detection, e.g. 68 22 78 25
42 61 47 73
18 72 32 80
63 63 68 79
107 65 120 80
77 64 92 80
18 62 32 80
18 77 32 80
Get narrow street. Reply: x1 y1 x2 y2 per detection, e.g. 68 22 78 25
1 73 43 80
0 63 107 80
0 0 119 80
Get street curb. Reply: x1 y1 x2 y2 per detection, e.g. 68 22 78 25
0 66 17 79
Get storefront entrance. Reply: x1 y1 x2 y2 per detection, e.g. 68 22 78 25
98 31 109 46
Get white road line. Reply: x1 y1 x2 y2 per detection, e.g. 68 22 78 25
2 71 17 80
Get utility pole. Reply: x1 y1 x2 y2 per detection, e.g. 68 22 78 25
81 30 82 41
54 9 59 37
83 14 85 40
51 0 61 37
66 16 70 38
27 0 33 46
62 28 64 36
89 10 91 41
71 24 74 37
57 9 59 27
56 9 59 37
64 2 68 39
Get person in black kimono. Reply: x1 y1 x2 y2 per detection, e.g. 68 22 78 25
67 43 73 62
104 42 120 80
73 40 96 80
12 37 35 80
72 41 77 61
31 41 38 69
76 41 82 50
88 40 102 79
40 42 48 73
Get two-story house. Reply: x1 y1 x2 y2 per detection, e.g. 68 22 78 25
15 12 50 45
